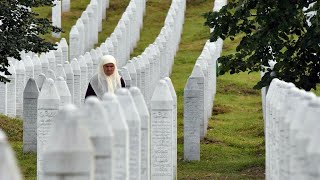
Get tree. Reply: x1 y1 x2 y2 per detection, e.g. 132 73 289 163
0 0 61 83
204 0 320 91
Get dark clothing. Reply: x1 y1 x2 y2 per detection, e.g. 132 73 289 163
85 78 125 99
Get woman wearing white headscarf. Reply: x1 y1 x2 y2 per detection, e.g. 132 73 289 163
85 55 125 99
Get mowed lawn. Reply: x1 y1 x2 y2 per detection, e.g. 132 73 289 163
0 0 266 179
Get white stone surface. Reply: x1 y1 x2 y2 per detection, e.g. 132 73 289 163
64 61 74 103
36 73 46 92
54 44 63 68
79 56 88 105
81 11 90 52
0 129 23 180
184 78 201 161
81 96 114 180
7 62 16 117
132 58 141 89
15 61 26 118
42 104 94 179
116 88 141 180
102 93 129 180
52 0 61 38
0 73 7 115
47 50 56 72
23 78 39 153
71 58 81 107
127 60 137 87
130 87 150 180
119 67 131 88
190 64 206 138
55 64 66 81
47 69 56 81
32 55 42 79
70 26 80 60
37 78 60 179
24 56 34 85
76 19 85 55
55 77 71 109
90 49 99 72
60 38 69 63
84 52 93 81
150 80 174 180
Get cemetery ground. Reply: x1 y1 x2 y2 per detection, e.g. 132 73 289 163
3 0 320 179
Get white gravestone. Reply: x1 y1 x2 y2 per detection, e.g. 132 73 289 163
130 87 150 180
7 62 16 117
90 0 99 45
127 60 137 87
15 61 26 118
24 56 34 85
164 77 177 179
61 0 70 12
71 58 81 107
150 80 174 180
76 19 85 55
37 78 60 179
79 56 88 105
86 6 95 49
32 55 42 78
64 61 74 103
81 11 90 52
55 77 71 109
52 0 61 38
81 97 114 180
142 54 151 105
90 49 99 72
85 52 93 81
0 129 23 180
119 67 131 88
102 93 129 180
184 78 201 161
132 58 141 89
23 78 39 153
60 38 69 63
116 88 141 180
36 73 46 92
69 26 80 61
54 44 63 68
0 73 7 115
197 58 209 130
190 64 206 138
47 69 56 81
42 104 94 179
55 64 66 81
47 50 56 72
97 0 103 31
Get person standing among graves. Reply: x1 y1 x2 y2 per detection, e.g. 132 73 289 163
85 55 125 99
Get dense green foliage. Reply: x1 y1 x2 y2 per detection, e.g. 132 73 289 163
204 0 320 90
0 0 60 83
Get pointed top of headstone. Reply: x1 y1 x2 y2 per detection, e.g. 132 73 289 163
151 80 173 102
164 77 177 100
48 50 56 58
24 78 39 98
55 76 71 96
102 92 116 102
70 25 79 36
36 73 46 91
116 88 140 121
24 56 34 67
127 60 136 73
38 78 60 100
71 58 81 73
76 18 84 27
63 61 73 75
60 38 68 48
47 69 56 80
130 87 149 117
15 60 25 72
81 11 89 21
55 43 62 52
56 64 66 80
40 53 48 64
185 77 199 90
190 64 204 78
82 96 113 137
84 52 93 63
79 56 87 67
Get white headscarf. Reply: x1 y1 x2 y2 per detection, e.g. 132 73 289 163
90 55 122 99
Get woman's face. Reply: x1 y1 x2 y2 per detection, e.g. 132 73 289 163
103 63 115 76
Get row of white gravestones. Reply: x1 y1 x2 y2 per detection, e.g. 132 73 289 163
183 0 226 160
265 78 320 180
34 85 154 179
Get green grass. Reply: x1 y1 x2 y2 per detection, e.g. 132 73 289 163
2 0 319 179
